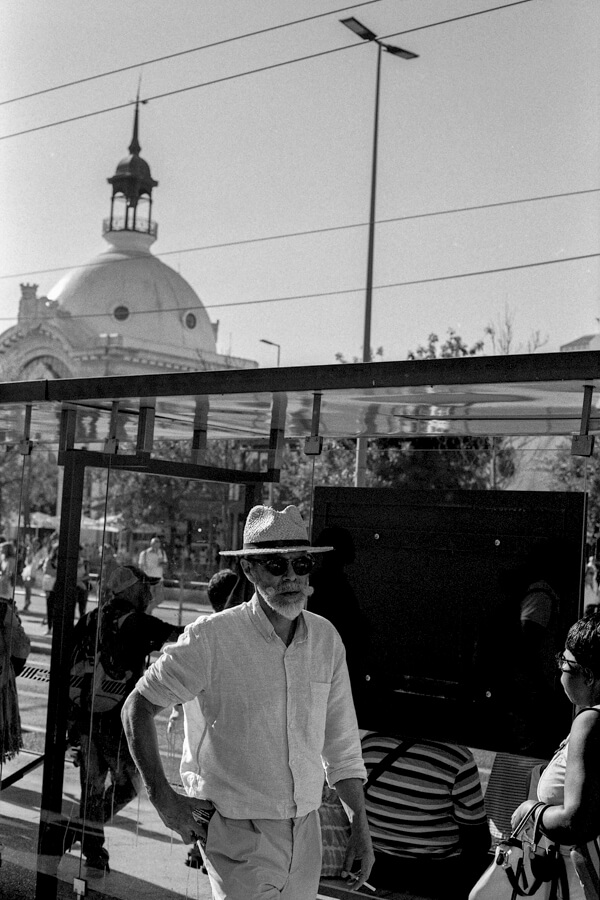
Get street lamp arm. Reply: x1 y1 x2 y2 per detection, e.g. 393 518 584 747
260 338 281 367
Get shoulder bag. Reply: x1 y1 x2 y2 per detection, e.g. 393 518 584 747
468 802 569 900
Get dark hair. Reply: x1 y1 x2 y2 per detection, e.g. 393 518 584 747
565 612 600 678
207 569 237 613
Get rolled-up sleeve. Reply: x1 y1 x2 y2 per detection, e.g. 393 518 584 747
321 639 367 787
135 619 209 709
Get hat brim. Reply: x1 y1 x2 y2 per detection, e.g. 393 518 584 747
110 573 161 592
220 545 333 557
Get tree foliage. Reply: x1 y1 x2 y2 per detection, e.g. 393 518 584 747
275 440 356 516
407 329 484 359
548 445 600 546
277 328 518 508
366 330 515 491
0 444 58 534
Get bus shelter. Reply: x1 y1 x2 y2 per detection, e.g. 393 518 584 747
0 350 599 900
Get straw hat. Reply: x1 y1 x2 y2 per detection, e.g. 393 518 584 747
220 505 333 557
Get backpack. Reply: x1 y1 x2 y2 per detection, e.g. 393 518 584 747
69 605 135 717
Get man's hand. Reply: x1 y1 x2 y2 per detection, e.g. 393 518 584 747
151 788 215 847
341 813 375 892
334 777 375 892
122 691 215 845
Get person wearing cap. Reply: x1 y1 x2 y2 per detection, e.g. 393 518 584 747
66 564 183 875
122 505 374 899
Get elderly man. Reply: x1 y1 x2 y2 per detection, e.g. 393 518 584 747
122 505 373 899
67 564 183 875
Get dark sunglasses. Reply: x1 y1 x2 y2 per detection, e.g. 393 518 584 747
248 555 315 577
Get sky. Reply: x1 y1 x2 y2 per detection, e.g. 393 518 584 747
1 0 599 370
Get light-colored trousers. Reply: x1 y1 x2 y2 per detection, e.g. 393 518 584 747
203 809 322 900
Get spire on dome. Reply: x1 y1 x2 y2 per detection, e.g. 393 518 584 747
104 94 158 239
129 94 142 157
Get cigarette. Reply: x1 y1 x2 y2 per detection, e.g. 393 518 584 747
362 883 376 892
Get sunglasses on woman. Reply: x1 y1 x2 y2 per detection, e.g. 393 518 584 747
247 555 315 577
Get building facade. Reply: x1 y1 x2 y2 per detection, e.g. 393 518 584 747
0 103 256 382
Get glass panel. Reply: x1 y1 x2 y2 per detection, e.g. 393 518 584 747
0 401 596 896
306 437 589 752
0 442 60 893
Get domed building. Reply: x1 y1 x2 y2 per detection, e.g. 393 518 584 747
0 103 256 381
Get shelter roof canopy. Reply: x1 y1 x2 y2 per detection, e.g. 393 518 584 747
0 351 598 447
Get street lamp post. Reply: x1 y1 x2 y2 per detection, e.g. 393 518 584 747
260 338 281 367
99 332 121 376
340 17 418 486
259 338 281 507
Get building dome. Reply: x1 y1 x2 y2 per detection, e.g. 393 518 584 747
47 230 217 356
0 101 256 384
113 150 154 187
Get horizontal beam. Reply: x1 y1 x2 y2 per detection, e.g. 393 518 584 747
1 351 600 405
56 450 271 483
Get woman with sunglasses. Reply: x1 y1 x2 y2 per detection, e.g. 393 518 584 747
510 611 600 899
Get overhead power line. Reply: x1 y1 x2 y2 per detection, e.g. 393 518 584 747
0 1 384 107
1 186 595 282
0 0 536 142
2 252 597 322
0 43 356 142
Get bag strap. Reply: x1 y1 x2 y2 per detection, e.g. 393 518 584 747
532 803 551 847
507 857 542 897
510 802 546 840
364 739 415 797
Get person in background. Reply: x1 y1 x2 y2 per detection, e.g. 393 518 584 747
206 568 237 613
98 543 118 604
64 564 184 877
122 504 374 899
20 539 40 612
0 577 31 763
584 557 599 616
41 538 59 635
138 536 168 607
477 540 568 756
362 732 490 899
517 540 567 755
0 542 17 607
75 547 91 619
511 612 600 900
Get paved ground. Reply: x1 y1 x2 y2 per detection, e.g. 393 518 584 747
1 745 216 900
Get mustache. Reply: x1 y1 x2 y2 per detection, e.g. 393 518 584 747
264 583 313 600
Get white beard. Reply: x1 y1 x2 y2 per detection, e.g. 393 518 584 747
260 583 314 621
